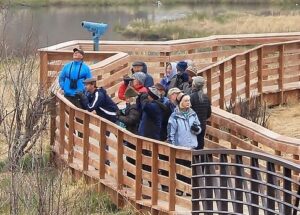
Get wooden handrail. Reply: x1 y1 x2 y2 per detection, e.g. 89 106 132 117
42 34 300 214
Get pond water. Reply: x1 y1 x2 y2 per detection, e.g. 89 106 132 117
0 3 298 50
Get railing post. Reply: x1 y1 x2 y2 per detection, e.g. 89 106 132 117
257 48 264 103
117 130 124 190
245 52 251 100
151 143 158 207
59 100 65 155
219 63 225 109
212 46 219 62
99 120 106 179
231 57 237 112
82 113 90 171
168 147 176 211
39 51 48 90
279 44 285 104
68 108 75 163
135 139 142 201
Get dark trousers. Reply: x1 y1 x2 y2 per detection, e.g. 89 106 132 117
65 95 82 108
196 126 206 150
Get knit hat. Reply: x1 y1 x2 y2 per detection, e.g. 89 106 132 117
132 61 144 67
176 93 190 109
176 61 188 72
132 72 146 86
186 66 197 77
192 76 205 89
167 87 181 97
148 86 160 100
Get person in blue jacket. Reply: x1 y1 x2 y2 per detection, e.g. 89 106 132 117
79 77 118 123
167 92 201 148
137 86 165 140
131 61 154 87
59 48 92 107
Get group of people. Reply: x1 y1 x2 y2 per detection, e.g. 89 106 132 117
59 48 211 150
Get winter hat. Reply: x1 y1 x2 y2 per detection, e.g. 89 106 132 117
192 76 205 89
176 61 188 72
176 93 190 109
132 61 144 67
186 66 197 77
167 87 181 97
148 86 160 100
132 72 146 86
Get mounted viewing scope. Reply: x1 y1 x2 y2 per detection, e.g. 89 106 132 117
81 21 108 51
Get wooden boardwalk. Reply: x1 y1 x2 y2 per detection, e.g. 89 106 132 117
41 33 300 214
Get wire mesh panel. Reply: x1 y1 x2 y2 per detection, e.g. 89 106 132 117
192 149 300 215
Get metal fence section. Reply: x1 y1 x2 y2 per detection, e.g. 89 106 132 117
192 149 300 215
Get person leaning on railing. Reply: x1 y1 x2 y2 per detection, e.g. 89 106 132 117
77 77 118 123
59 48 92 108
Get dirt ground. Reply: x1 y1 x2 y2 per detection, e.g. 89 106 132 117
268 103 300 139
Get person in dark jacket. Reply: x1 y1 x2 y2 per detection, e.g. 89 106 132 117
79 77 118 123
59 48 92 107
131 61 154 87
137 86 164 140
169 61 189 92
190 76 212 149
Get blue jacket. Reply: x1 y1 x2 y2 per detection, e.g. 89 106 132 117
167 107 201 148
80 87 118 123
59 61 92 96
137 95 164 140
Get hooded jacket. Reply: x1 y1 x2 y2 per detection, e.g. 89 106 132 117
117 103 140 134
137 93 165 140
80 87 118 123
167 107 201 148
134 62 154 87
160 62 177 91
59 61 92 96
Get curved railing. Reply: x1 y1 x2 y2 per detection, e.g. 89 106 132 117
192 149 300 214
41 33 300 214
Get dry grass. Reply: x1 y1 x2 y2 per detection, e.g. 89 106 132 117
268 103 300 139
120 12 300 40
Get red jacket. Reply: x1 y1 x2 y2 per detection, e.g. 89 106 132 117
118 82 148 100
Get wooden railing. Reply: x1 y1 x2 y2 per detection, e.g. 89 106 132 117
40 33 300 214
198 39 300 164
53 93 192 214
192 149 300 215
40 32 300 89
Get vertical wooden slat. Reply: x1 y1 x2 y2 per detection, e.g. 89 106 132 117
245 52 251 99
206 68 212 101
279 44 285 104
151 143 158 206
59 100 65 155
49 95 56 146
168 147 176 211
257 48 264 102
219 63 225 109
117 130 124 190
231 57 237 109
99 120 106 179
83 113 90 171
135 139 142 201
68 108 75 163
